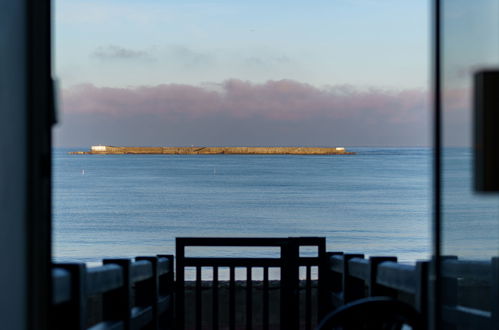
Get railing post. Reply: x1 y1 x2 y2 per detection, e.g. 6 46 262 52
281 238 300 330
246 266 253 330
52 263 87 330
368 256 397 297
229 266 236 330
175 238 185 330
103 258 132 330
343 254 364 303
136 256 159 329
440 256 458 330
491 257 499 327
415 260 429 327
212 266 219 330
158 254 174 330
317 238 327 321
325 252 343 309
195 266 202 330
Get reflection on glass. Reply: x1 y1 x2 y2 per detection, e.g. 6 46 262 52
440 1 499 326
442 0 499 259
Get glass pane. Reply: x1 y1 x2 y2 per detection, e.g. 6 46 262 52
441 0 499 324
442 0 499 259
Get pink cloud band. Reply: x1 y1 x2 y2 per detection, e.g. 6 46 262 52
61 79 428 124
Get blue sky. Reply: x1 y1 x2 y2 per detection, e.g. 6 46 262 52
54 0 430 147
55 0 428 89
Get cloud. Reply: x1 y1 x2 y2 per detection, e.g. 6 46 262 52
244 55 292 68
56 79 430 147
92 45 152 61
62 79 426 121
166 45 213 67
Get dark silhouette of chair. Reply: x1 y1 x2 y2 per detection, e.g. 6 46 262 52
316 297 423 330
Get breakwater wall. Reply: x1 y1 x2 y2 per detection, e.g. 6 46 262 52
69 146 355 155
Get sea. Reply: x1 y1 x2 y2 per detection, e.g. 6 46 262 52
53 147 434 266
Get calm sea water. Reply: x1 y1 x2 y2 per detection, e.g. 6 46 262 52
53 147 432 264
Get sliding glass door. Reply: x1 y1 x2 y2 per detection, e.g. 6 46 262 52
438 0 499 327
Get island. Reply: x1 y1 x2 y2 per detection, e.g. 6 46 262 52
69 146 355 155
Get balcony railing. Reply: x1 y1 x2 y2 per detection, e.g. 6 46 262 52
52 255 174 330
50 238 499 329
175 237 327 330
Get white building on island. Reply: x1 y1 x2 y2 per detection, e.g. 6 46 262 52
91 145 108 152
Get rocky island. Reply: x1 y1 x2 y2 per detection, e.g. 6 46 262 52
69 146 355 155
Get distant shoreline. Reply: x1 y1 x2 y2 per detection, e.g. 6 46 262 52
69 146 355 155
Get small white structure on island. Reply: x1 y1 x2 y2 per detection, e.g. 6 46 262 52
91 145 107 152
335 147 345 151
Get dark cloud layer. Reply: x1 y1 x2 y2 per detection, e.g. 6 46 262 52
55 79 430 147
92 45 151 60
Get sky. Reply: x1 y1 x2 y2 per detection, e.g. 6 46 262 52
54 0 430 147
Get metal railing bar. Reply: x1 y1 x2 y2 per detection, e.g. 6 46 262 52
86 264 123 296
177 237 290 246
229 266 236 330
175 242 186 330
52 268 71 304
246 267 252 330
213 266 219 330
292 237 326 245
297 257 322 266
196 266 202 330
263 266 269 330
183 257 282 267
305 265 312 330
